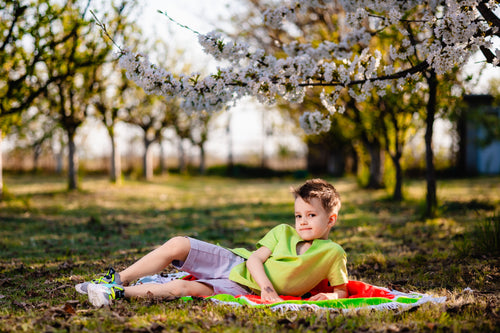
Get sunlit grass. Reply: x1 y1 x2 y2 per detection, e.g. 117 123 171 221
0 173 499 332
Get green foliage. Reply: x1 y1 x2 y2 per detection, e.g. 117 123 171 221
0 174 499 332
456 213 500 258
474 213 500 255
1 0 140 188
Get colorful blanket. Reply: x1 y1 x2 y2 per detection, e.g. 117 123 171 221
135 273 446 312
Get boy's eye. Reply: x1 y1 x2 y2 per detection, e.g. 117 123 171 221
295 215 301 219
308 214 316 218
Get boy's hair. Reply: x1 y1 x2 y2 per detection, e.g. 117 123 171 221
292 179 341 216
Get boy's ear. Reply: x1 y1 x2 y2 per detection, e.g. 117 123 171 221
329 214 337 226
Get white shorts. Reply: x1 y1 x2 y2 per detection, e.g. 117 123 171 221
172 237 253 296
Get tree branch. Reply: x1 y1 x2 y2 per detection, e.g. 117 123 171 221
477 1 500 31
299 60 429 88
0 3 27 52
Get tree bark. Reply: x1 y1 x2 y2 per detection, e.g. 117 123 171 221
199 144 206 175
456 107 467 176
67 130 78 190
143 136 153 180
159 140 167 175
55 149 63 174
178 139 186 174
391 153 403 201
33 143 42 173
425 70 438 217
366 142 384 189
110 133 121 184
0 130 3 201
385 104 404 202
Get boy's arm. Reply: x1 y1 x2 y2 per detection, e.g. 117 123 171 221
308 283 348 301
246 246 283 303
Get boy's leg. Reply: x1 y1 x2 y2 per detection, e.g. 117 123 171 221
87 279 214 307
123 279 214 298
118 236 191 285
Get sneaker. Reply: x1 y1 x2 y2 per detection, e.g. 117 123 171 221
87 284 125 307
75 267 121 294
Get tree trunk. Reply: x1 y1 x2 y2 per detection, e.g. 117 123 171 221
366 142 384 189
425 70 438 217
456 107 467 176
67 130 78 190
0 130 3 201
143 137 153 180
385 107 404 202
391 152 403 201
56 149 63 174
199 144 206 175
33 144 42 173
261 142 267 169
227 134 234 176
159 140 167 175
110 133 121 184
178 139 186 173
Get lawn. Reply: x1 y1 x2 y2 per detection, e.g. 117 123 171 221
0 173 498 332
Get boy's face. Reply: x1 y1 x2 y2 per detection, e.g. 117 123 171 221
294 196 336 241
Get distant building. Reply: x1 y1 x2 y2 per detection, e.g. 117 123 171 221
459 94 500 175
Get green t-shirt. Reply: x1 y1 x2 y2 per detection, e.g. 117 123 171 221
228 224 348 296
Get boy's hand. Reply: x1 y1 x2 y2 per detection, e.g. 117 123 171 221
308 283 348 301
247 246 283 303
260 286 283 303
308 292 338 301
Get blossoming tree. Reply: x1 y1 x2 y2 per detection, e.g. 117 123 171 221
226 0 461 197
117 0 499 215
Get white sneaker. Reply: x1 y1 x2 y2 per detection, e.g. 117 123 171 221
75 267 120 294
87 284 124 307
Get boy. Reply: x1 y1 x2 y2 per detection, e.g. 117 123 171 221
77 178 348 306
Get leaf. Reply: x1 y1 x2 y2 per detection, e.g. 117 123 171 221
12 301 29 311
0 278 13 287
63 303 76 315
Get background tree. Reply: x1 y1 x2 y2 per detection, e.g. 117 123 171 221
0 1 75 197
91 8 142 184
163 103 192 174
7 104 60 173
125 93 171 180
1 0 135 191
117 1 500 215
93 69 131 184
226 1 411 190
188 112 213 175
0 1 74 118
378 90 418 201
42 0 134 190
229 0 466 205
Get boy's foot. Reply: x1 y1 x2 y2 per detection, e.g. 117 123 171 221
75 267 121 294
87 284 125 307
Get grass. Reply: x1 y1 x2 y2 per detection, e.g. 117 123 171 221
0 173 499 332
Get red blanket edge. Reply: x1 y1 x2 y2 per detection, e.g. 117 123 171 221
181 275 395 301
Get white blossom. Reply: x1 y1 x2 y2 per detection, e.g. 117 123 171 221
116 0 500 134
494 49 500 66
299 111 332 135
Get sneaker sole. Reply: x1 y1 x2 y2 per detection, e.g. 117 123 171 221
76 282 117 295
87 284 111 307
75 282 89 294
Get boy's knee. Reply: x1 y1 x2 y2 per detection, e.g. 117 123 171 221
166 236 190 249
168 280 191 296
162 236 190 260
169 280 213 297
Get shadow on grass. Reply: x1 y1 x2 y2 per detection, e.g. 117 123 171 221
1 175 499 332
0 200 293 263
